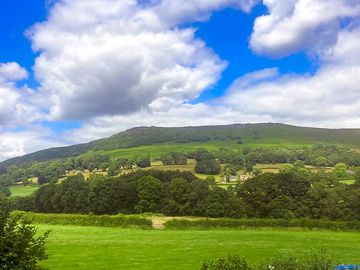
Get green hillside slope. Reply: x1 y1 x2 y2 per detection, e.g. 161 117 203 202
2 123 360 166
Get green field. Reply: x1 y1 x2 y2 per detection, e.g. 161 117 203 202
339 179 356 185
10 185 39 197
38 225 360 270
85 140 314 160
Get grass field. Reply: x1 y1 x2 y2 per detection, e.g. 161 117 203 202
37 225 360 270
9 185 39 197
84 140 314 160
339 179 356 185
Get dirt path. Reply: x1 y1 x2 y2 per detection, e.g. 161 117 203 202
151 217 174 230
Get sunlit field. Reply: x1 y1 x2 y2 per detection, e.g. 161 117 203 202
9 185 39 197
38 225 360 270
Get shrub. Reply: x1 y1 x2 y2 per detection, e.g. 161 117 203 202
11 211 152 229
201 254 253 270
200 249 335 270
0 195 49 270
165 218 360 231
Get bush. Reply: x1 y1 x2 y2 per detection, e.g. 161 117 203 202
201 254 253 270
165 218 360 231
0 195 49 270
11 211 152 229
200 249 335 270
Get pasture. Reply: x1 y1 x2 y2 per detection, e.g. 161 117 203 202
84 139 314 160
9 185 39 197
38 225 360 270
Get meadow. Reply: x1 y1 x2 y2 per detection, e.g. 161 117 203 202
9 185 39 197
37 225 360 270
84 139 314 160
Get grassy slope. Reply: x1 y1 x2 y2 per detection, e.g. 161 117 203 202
9 185 39 197
83 140 314 161
38 225 360 270
3 123 360 166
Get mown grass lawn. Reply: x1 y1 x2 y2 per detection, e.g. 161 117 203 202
38 225 360 270
9 185 39 197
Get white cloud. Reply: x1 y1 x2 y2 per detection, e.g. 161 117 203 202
65 21 360 143
250 0 360 57
29 0 229 121
0 62 41 127
2 0 360 160
0 127 64 161
0 62 28 82
152 0 258 26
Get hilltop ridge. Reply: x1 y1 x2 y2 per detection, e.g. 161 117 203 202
2 123 360 166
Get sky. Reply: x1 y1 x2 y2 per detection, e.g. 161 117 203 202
0 0 360 161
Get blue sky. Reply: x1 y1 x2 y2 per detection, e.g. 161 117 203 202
0 0 359 160
0 0 45 86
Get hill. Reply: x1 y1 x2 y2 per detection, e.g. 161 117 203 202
2 123 360 166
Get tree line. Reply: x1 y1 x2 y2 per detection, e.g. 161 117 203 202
10 167 360 221
1 144 360 191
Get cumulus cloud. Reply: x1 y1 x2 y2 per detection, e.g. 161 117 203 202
152 0 258 26
0 62 42 127
2 0 360 159
0 62 28 82
65 20 360 143
250 0 360 57
28 0 235 121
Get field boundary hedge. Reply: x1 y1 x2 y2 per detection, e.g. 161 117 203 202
11 211 152 229
164 218 360 231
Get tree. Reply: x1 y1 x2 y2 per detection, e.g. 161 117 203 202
135 176 163 212
195 159 221 175
223 164 237 176
107 162 119 177
253 167 262 177
278 164 294 174
58 174 89 213
160 152 187 165
333 163 349 178
136 155 151 168
293 160 305 169
0 194 49 270
315 156 327 168
244 161 254 173
268 195 295 219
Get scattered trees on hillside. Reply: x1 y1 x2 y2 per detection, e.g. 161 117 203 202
193 149 221 175
2 143 360 188
160 152 187 165
136 154 151 168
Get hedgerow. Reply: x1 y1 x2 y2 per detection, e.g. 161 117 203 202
165 218 360 231
11 211 152 229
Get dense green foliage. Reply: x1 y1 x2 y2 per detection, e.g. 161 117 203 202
0 195 48 270
2 144 360 192
9 167 360 222
214 144 360 167
160 152 187 165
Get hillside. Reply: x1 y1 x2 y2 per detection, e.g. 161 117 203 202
2 123 360 166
